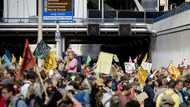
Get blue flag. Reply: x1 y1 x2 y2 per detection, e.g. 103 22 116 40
2 54 12 68
5 50 12 61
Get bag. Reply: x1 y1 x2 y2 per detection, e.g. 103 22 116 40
15 96 26 107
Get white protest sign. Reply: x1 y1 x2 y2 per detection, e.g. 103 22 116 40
124 62 136 73
141 62 152 73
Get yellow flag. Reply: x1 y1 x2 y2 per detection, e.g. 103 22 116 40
168 64 180 80
12 54 16 64
44 50 57 72
137 67 148 88
141 53 148 66
19 56 23 66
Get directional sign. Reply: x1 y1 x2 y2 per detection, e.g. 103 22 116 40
43 0 73 21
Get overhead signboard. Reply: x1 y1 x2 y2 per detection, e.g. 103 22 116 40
43 0 73 21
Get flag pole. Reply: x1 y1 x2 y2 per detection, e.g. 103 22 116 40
34 65 49 104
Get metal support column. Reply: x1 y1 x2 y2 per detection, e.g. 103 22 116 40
55 23 62 60
101 0 104 20
37 0 43 67
98 0 101 10
37 0 43 43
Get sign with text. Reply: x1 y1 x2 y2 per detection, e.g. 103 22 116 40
95 52 113 75
124 62 136 73
43 0 73 20
141 62 152 73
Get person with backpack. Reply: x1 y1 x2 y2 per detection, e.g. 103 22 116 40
156 80 180 107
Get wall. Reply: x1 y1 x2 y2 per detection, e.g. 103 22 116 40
3 0 37 22
69 44 101 58
151 9 190 69
151 30 190 69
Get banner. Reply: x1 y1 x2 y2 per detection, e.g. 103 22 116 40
124 62 136 73
21 39 36 71
34 40 51 59
95 52 113 75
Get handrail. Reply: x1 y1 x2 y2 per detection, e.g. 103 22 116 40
0 10 167 24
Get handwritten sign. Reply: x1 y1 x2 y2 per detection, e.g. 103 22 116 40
124 62 136 73
95 52 113 75
141 62 152 73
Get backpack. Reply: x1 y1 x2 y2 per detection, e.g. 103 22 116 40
15 95 27 107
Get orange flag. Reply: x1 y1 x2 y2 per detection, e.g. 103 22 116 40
21 39 36 72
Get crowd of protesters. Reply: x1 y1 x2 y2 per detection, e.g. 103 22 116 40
0 48 189 107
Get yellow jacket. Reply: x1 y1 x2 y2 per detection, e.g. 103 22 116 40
156 89 180 107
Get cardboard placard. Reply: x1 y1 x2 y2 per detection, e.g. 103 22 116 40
141 62 152 73
95 52 113 75
124 62 136 73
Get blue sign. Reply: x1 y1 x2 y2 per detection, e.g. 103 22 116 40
43 0 73 21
